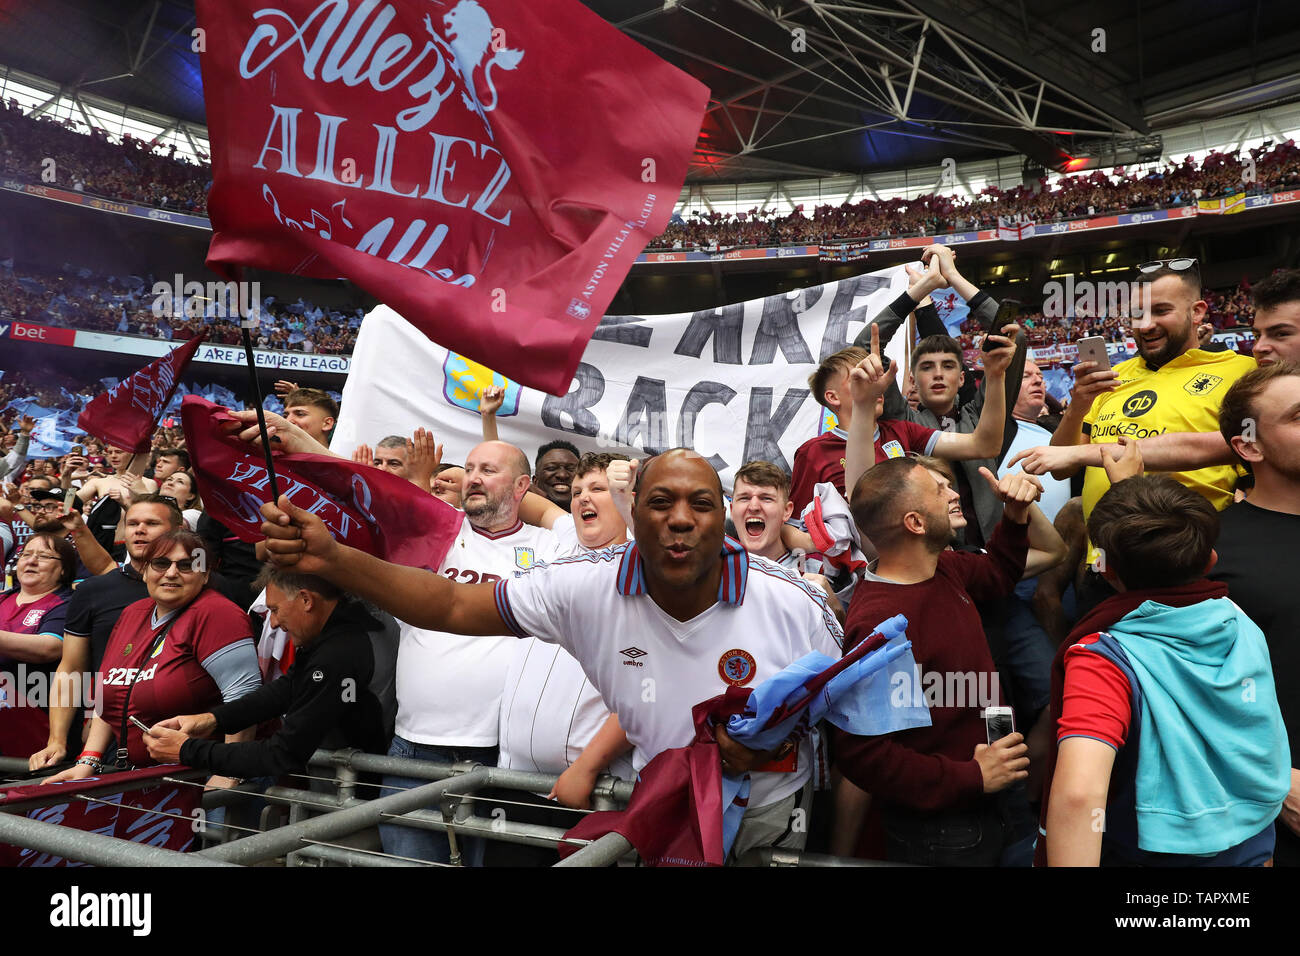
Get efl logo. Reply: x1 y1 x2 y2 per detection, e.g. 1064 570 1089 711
441 352 521 417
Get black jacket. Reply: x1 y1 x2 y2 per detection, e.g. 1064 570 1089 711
179 600 386 778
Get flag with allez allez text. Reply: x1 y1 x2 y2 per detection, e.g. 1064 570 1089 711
180 397 462 570
77 330 208 453
194 0 709 395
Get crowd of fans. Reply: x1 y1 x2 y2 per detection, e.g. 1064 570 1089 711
2 247 1298 870
0 99 210 214
5 97 1299 255
952 282 1258 350
652 141 1300 250
0 255 1262 363
0 265 363 354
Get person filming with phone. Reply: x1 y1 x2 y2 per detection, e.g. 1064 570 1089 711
832 448 1043 866
1007 260 1258 616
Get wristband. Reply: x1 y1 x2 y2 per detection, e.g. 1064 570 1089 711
78 750 103 760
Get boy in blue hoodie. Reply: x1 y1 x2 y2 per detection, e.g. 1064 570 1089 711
1040 474 1290 866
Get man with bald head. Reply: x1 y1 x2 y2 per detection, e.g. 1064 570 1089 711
260 447 849 862
377 439 560 866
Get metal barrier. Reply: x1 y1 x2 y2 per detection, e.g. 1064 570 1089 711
0 748 889 867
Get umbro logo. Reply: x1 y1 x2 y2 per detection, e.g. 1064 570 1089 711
620 646 647 668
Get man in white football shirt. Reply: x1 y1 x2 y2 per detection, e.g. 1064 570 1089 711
500 453 634 793
261 448 845 861
379 439 558 866
486 452 635 864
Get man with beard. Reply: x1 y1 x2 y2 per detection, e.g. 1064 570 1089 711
1009 268 1300 483
377 439 558 866
832 456 1042 865
1212 363 1300 865
1010 261 1254 614
1037 261 1254 514
3 474 54 569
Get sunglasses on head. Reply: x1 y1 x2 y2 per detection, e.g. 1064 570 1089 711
149 557 201 574
1136 257 1198 273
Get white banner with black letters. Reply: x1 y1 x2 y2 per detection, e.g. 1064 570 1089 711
335 266 910 489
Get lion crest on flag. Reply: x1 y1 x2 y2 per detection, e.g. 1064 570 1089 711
427 0 525 137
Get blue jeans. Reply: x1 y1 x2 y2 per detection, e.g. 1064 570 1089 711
377 736 498 866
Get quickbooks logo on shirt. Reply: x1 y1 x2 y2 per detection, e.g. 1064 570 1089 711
1122 390 1158 417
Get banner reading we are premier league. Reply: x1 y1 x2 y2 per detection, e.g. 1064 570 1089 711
335 267 911 490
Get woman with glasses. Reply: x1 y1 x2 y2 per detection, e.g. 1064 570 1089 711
44 530 261 785
0 534 76 756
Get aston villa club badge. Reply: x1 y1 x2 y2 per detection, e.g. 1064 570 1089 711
718 649 757 687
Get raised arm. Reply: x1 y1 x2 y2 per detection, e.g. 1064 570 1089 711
605 458 637 532
260 496 509 634
843 324 896 494
1048 361 1118 463
930 331 1013 461
851 256 945 353
406 427 443 495
57 508 116 575
480 385 505 442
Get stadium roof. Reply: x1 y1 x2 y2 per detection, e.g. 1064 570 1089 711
4 0 1300 183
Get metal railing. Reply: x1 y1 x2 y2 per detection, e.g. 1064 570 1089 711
0 749 889 867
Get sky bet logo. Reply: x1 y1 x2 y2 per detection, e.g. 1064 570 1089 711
442 353 521 417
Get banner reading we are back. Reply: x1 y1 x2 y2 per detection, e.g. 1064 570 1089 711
334 267 912 492
194 0 708 395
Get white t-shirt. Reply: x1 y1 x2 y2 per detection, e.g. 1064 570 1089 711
999 418 1071 523
496 540 844 808
396 516 557 747
498 520 632 778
